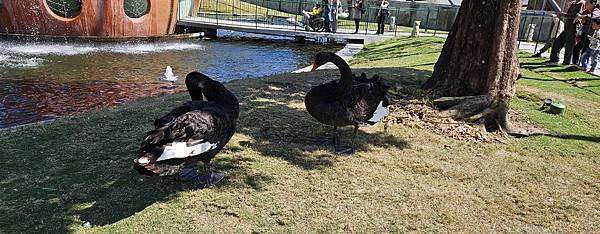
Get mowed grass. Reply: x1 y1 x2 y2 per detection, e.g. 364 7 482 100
0 37 598 233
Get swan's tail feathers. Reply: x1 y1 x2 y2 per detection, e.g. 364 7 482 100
155 140 218 162
367 100 389 125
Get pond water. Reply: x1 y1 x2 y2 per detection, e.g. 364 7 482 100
0 37 338 128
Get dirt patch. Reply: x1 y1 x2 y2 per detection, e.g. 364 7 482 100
383 98 548 143
383 102 503 143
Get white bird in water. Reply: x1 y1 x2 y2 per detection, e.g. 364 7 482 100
160 66 178 89
161 66 178 82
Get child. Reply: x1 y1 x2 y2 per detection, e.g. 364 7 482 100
580 18 600 73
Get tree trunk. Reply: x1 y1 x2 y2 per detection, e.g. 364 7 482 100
423 0 522 131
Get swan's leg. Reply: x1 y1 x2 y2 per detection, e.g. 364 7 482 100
317 126 337 146
332 126 338 146
350 125 359 148
195 162 225 188
334 125 358 156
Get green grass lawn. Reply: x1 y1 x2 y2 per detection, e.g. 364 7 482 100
0 37 598 233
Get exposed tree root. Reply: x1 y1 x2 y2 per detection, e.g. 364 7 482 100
433 95 522 133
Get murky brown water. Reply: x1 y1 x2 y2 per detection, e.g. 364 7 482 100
0 38 337 128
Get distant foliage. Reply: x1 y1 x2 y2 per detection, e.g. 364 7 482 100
124 0 150 18
46 0 82 18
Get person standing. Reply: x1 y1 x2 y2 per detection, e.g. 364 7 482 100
376 0 390 35
548 0 586 65
323 0 332 32
573 0 600 65
331 0 341 33
351 0 364 34
532 14 564 57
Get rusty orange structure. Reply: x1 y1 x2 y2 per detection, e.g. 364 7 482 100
0 0 201 38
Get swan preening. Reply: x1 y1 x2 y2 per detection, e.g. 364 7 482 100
134 71 239 187
305 52 390 155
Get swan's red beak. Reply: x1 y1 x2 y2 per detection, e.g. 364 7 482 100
311 63 318 72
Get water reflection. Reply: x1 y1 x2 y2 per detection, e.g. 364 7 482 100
0 39 336 128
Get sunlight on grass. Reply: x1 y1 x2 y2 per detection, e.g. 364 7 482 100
0 37 597 233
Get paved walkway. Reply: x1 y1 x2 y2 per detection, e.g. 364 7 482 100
178 16 396 44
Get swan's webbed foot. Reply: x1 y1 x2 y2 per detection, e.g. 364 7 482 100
176 167 200 181
190 163 224 188
334 125 358 156
334 146 356 156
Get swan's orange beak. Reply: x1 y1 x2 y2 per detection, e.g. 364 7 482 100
311 63 318 72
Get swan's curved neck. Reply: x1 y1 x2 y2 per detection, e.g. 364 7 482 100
328 55 353 87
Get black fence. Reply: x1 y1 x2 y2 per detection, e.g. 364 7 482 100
186 0 561 53
189 0 460 36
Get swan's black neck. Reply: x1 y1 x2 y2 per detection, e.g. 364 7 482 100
328 54 353 90
188 90 204 101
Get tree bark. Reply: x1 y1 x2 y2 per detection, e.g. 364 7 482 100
423 0 522 131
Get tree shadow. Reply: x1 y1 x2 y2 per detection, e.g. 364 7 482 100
511 132 600 143
520 76 556 82
518 62 562 70
520 73 600 97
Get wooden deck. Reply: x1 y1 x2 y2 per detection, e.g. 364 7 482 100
177 16 397 44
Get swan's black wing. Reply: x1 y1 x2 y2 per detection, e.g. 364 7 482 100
145 105 233 148
153 101 206 128
346 78 390 123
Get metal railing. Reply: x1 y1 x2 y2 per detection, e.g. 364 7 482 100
187 0 460 36
183 0 560 54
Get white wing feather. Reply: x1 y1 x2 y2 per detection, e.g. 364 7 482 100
156 141 217 162
368 101 389 123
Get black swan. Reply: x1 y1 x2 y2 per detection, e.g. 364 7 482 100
305 52 390 155
134 72 239 187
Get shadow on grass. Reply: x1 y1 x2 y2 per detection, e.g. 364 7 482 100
0 67 424 232
512 132 600 143
230 67 421 170
520 67 600 97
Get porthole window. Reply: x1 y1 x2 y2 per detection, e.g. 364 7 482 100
46 0 82 18
124 0 150 18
